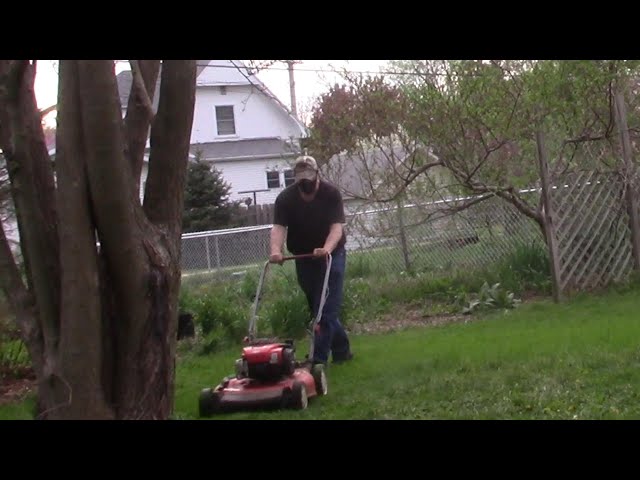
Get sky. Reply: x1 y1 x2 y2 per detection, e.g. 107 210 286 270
34 60 391 126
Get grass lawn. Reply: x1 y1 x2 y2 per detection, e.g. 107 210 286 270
3 285 640 420
173 286 640 420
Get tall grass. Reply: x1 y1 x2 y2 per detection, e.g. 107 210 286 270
1 295 29 378
173 241 554 355
491 241 551 294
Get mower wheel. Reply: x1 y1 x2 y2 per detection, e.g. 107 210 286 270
312 363 328 396
289 381 308 410
282 347 295 376
199 388 221 417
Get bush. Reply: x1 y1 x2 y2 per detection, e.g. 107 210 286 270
175 240 553 350
342 277 390 324
346 254 373 279
0 314 31 381
189 289 247 354
265 290 310 339
239 270 260 302
493 241 551 294
258 268 310 339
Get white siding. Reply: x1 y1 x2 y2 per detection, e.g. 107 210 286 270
191 86 303 144
211 158 297 205
139 162 149 204
196 60 254 85
3 216 20 256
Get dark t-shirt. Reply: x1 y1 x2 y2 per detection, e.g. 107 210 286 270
273 180 347 255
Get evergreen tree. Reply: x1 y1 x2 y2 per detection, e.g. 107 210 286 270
182 158 236 233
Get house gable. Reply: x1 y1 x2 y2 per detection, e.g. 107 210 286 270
114 61 308 207
116 60 307 147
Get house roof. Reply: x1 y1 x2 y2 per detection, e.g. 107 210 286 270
321 143 434 200
117 60 212 111
116 60 307 135
191 137 301 162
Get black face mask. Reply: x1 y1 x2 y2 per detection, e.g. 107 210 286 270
298 178 316 194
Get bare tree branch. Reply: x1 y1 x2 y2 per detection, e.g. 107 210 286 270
39 104 57 117
124 60 161 188
129 60 155 120
466 139 509 184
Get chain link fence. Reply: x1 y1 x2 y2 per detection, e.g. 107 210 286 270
181 225 272 286
344 191 544 276
180 189 546 287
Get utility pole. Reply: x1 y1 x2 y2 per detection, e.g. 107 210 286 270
286 60 300 118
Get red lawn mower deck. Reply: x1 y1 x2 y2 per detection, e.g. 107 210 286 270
199 254 331 416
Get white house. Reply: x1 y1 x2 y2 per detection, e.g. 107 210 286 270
116 60 308 206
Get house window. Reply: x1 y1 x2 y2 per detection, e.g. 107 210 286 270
284 169 295 187
215 105 236 136
219 86 227 95
266 171 280 189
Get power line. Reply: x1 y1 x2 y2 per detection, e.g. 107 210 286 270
113 60 489 77
194 63 484 77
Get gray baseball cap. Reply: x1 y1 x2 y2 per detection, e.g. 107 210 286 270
293 155 319 181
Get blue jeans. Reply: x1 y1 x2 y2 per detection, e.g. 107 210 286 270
295 247 351 363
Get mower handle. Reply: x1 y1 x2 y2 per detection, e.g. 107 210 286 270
248 253 332 343
272 253 324 262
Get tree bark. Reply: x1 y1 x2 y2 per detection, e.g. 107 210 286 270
0 59 196 420
139 60 196 418
53 60 114 419
125 60 161 192
0 60 62 415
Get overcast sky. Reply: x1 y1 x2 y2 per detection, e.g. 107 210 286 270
34 60 391 125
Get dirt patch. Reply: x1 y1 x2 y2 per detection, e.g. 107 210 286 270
349 307 471 335
0 375 35 406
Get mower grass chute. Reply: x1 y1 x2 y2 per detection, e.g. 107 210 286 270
198 253 331 417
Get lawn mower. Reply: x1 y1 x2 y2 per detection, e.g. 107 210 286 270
198 253 331 416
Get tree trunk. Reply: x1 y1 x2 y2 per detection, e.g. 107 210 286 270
0 59 196 420
0 60 63 416
53 60 113 419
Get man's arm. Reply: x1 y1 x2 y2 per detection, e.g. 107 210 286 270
314 187 346 257
270 224 287 263
323 223 343 253
270 194 288 263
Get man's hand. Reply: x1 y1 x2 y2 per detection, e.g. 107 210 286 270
313 247 329 258
269 253 284 265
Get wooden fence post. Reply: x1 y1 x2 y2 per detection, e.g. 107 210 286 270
614 90 640 271
536 129 563 302
396 197 411 272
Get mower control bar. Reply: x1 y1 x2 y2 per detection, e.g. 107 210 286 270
248 253 332 343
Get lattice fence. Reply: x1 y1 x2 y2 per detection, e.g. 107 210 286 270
549 170 637 293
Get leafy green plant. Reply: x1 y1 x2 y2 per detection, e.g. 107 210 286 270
239 270 259 302
264 290 310 339
494 241 551 294
459 282 521 315
190 290 247 354
342 277 390 326
0 316 31 381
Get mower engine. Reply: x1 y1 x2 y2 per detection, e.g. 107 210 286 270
235 342 296 381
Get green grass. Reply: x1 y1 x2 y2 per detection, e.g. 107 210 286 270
5 285 640 420
173 286 640 420
0 397 35 420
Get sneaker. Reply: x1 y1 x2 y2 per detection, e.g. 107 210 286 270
332 352 354 364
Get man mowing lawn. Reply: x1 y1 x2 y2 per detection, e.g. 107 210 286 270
269 154 354 366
